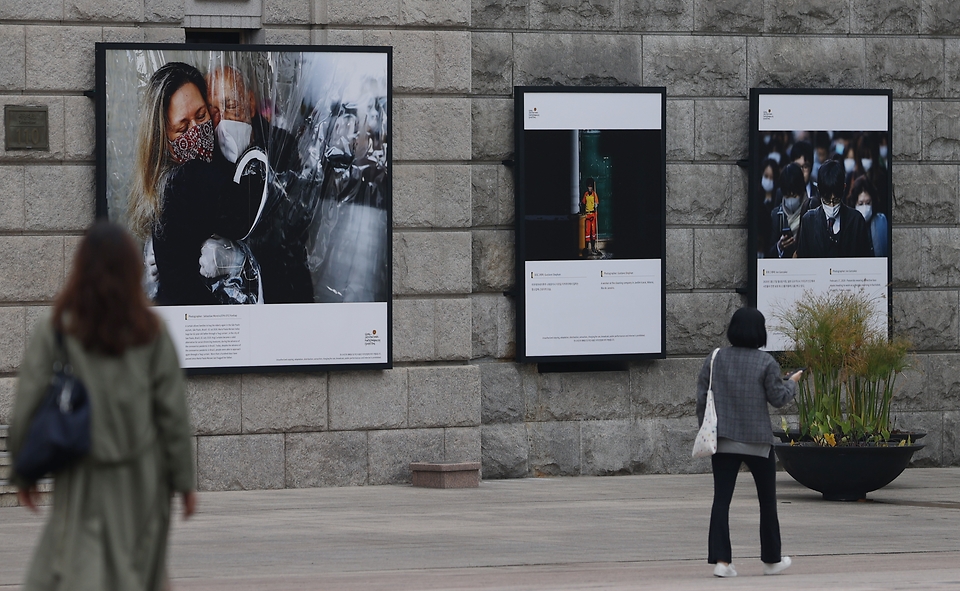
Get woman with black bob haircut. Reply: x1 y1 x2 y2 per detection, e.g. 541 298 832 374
726 306 767 348
696 307 802 578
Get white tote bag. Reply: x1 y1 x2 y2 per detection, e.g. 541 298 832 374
692 348 720 458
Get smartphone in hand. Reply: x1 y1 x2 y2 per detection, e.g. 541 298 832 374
779 212 792 239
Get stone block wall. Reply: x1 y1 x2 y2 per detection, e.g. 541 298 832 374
1 0 959 489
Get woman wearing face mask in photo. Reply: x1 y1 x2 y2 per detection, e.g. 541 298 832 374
128 62 267 306
847 175 888 258
856 133 890 214
842 143 868 189
878 136 890 169
757 158 780 258
767 163 808 259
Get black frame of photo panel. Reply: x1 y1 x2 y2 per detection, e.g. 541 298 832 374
513 86 667 366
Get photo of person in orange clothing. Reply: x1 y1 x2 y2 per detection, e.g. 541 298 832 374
519 126 662 264
581 177 600 256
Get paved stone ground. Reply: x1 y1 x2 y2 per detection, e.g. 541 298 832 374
3 468 960 590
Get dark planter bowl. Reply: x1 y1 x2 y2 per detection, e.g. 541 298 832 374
773 430 925 444
773 442 925 501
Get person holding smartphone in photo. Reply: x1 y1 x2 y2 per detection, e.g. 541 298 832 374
767 163 809 259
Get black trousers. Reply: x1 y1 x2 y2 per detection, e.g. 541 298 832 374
708 450 782 564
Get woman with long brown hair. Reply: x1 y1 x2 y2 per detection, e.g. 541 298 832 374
10 221 196 591
129 61 266 305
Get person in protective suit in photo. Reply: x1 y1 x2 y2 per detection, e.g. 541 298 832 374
581 177 600 256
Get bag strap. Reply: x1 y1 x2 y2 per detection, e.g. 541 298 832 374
53 328 71 375
707 347 720 392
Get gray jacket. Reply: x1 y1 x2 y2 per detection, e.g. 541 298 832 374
696 346 797 444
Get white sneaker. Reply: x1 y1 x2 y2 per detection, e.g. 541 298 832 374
713 563 737 577
763 556 792 575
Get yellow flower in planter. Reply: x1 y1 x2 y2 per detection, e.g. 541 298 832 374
813 432 836 447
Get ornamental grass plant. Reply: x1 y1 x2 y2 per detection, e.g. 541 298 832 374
776 289 910 446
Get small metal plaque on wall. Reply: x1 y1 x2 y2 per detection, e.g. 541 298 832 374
4 105 49 150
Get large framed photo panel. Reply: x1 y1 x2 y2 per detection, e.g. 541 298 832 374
749 89 892 350
96 43 392 372
514 87 667 363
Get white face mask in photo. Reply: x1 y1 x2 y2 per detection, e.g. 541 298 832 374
861 158 873 171
782 196 800 213
761 177 775 193
823 202 841 219
844 158 857 173
879 145 888 159
216 119 254 164
857 204 873 222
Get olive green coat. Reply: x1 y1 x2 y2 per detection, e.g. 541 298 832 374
9 316 195 591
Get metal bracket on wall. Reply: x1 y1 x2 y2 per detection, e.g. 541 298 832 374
537 361 629 373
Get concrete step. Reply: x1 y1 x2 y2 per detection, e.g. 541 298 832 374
0 479 53 494
0 478 54 508
0 425 10 482
0 425 54 507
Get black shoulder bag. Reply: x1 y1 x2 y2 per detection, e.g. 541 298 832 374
14 330 91 483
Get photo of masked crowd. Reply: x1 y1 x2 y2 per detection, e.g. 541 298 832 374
755 130 889 260
100 47 390 307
